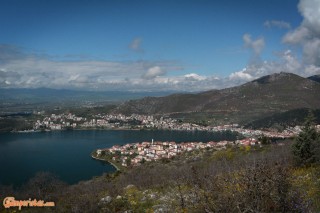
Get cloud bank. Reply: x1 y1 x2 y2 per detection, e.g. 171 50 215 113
0 45 228 92
1 0 320 92
0 39 319 92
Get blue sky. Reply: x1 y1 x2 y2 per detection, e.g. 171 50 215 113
0 0 319 91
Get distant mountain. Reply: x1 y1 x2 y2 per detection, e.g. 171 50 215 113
0 88 173 104
308 74 320 83
114 72 320 124
0 88 175 114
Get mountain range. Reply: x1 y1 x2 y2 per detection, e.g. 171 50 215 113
0 88 173 104
0 88 173 114
114 72 320 125
1 72 320 126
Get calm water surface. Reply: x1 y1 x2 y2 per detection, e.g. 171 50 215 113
0 130 238 187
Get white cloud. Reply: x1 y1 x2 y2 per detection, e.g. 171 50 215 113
243 33 265 56
236 4 320 84
0 45 186 90
283 0 320 67
304 64 320 75
1 43 317 92
227 47 320 86
230 0 319 84
283 26 309 44
229 69 254 81
299 0 320 35
242 33 265 66
184 73 207 81
142 66 166 79
129 37 143 52
264 20 291 29
1 45 317 92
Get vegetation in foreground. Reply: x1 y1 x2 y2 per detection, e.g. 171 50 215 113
1 115 320 213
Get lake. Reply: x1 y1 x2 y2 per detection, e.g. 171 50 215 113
0 130 240 187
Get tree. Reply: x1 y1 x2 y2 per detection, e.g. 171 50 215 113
140 158 146 164
292 111 320 166
259 134 271 145
24 172 66 200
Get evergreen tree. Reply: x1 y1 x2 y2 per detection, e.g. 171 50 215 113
292 111 320 166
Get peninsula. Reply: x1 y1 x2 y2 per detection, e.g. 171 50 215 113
91 136 282 170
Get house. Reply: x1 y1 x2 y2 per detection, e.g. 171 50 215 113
96 149 102 155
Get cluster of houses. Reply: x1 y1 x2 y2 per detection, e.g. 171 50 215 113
33 113 85 130
33 112 303 140
96 138 260 167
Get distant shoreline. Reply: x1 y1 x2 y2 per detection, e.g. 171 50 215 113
9 128 145 133
91 154 120 171
9 128 206 134
74 128 141 131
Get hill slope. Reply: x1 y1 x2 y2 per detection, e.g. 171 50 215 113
114 73 320 124
244 108 320 130
308 74 320 83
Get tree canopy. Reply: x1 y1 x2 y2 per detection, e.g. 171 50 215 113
292 111 320 167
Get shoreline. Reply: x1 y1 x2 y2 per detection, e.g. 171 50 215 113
74 128 141 131
8 128 214 134
91 154 121 171
9 128 146 133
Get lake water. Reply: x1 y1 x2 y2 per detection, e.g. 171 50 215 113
0 130 239 187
